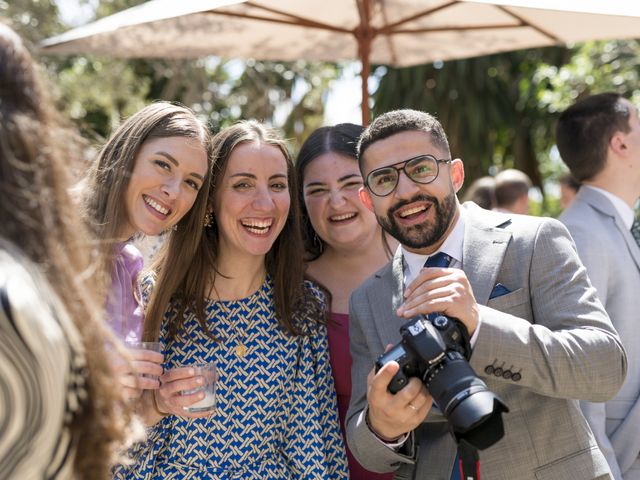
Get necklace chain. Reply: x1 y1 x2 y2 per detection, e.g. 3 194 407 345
218 286 262 357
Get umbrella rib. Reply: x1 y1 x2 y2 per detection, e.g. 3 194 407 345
390 23 526 34
377 0 457 34
497 5 562 42
378 0 399 65
204 2 351 34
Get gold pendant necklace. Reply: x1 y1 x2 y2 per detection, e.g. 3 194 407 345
218 286 261 358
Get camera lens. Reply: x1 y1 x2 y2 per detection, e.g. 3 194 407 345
425 352 508 450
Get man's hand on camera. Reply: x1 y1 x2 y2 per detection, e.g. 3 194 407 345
366 360 432 441
397 266 479 336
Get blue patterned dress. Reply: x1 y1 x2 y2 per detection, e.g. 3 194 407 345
115 277 348 479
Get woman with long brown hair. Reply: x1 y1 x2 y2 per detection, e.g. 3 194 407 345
82 101 211 400
116 120 348 479
0 22 132 478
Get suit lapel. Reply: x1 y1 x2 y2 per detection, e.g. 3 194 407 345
367 246 407 347
578 188 640 271
462 205 512 305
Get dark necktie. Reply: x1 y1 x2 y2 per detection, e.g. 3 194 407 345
631 218 640 248
424 252 452 322
424 251 452 269
423 251 462 480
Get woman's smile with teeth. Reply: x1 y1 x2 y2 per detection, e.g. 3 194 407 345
330 212 356 222
398 205 427 218
241 219 273 234
143 195 170 215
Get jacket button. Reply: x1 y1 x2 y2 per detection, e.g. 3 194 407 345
512 372 522 382
494 367 503 377
484 365 494 375
502 370 512 379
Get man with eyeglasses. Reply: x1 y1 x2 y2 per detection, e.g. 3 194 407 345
557 93 640 480
345 109 626 479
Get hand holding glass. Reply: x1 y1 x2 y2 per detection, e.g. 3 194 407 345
156 363 217 416
181 363 217 413
125 341 164 384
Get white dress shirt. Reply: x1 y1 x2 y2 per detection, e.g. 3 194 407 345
400 208 481 345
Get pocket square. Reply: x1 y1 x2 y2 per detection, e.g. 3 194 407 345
489 283 511 299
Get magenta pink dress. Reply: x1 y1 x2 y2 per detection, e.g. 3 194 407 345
328 312 394 480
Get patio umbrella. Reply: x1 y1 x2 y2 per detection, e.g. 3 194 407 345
41 0 640 124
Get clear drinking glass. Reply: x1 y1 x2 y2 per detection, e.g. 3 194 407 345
125 341 162 380
181 362 217 413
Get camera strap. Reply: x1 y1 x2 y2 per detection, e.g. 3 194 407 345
457 441 480 480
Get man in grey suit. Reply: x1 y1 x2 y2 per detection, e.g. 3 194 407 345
346 109 627 479
557 93 640 480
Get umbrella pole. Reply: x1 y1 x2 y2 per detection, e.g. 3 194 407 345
360 44 371 126
357 0 373 126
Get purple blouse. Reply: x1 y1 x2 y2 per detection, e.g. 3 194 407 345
106 243 144 343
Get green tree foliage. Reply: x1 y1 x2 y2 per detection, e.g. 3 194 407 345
537 40 640 112
0 0 64 42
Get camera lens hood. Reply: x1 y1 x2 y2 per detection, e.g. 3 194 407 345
448 390 509 450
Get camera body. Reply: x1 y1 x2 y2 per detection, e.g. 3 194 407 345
376 314 508 450
379 314 471 394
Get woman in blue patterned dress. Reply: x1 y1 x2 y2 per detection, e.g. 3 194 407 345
115 121 348 479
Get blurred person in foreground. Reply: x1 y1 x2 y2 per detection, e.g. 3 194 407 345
493 168 532 215
296 123 397 479
346 108 626 479
0 22 133 479
558 92 640 480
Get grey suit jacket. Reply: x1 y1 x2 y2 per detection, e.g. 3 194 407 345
561 187 640 480
347 202 627 480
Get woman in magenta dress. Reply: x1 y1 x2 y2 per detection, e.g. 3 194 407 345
296 123 397 479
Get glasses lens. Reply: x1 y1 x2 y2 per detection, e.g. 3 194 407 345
406 156 438 184
368 167 398 196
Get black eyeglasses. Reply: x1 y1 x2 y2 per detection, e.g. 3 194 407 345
365 154 452 197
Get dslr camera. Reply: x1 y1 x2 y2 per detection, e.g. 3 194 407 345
376 314 508 450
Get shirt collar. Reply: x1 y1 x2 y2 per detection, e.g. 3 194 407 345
401 208 465 283
583 185 635 230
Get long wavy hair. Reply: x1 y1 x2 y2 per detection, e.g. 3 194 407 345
0 22 132 478
145 120 318 341
83 101 212 274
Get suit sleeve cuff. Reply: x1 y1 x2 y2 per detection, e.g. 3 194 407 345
364 406 411 449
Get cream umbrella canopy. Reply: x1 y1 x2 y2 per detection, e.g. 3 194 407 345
41 0 640 124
